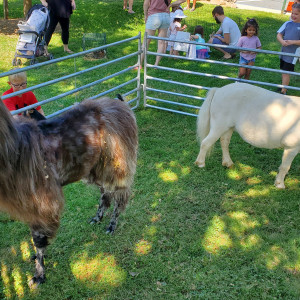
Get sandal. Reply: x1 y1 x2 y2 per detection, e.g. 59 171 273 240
64 49 74 54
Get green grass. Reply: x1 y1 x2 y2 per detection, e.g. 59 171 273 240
1 1 300 299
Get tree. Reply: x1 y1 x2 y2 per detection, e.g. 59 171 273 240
23 0 32 16
3 0 8 19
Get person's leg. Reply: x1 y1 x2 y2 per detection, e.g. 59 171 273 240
281 73 290 94
45 11 58 47
190 0 197 11
244 61 254 80
209 36 232 58
184 0 190 10
123 0 127 9
154 27 168 66
140 28 156 66
128 0 134 13
59 17 73 53
238 67 246 79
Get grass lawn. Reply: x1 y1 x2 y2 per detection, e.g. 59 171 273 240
0 0 300 299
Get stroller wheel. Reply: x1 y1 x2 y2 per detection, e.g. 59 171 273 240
12 58 22 66
48 54 54 60
30 59 36 65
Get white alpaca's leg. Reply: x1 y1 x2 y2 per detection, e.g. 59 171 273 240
220 129 234 167
195 132 221 167
275 148 299 189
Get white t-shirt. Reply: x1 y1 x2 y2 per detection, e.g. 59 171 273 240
219 17 241 47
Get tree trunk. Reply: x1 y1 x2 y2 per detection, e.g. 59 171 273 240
23 0 32 17
3 0 8 19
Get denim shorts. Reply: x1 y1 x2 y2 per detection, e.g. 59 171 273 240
212 35 236 54
146 13 170 30
239 56 255 64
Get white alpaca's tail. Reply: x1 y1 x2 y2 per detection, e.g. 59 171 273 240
197 88 218 155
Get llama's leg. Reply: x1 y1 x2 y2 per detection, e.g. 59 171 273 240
90 188 111 224
220 128 234 167
106 187 130 234
29 229 49 286
195 132 222 167
275 148 299 189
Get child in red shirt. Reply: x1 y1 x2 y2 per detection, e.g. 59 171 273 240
2 71 44 117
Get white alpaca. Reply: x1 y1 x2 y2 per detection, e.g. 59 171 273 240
195 82 300 189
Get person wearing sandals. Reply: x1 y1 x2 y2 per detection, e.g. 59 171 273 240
140 0 186 67
40 0 76 54
208 6 241 59
123 0 135 14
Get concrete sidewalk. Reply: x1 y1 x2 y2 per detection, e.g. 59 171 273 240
235 0 285 14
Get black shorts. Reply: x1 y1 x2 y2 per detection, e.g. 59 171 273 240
280 59 295 72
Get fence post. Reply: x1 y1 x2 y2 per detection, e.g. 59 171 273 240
143 32 148 107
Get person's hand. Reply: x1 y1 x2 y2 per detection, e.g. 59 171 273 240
41 0 48 7
182 25 187 30
71 0 76 10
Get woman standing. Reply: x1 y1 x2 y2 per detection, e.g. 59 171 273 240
40 0 76 54
141 0 186 67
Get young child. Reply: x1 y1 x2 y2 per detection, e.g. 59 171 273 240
190 25 209 59
237 18 261 80
2 70 44 117
277 3 300 95
167 9 187 56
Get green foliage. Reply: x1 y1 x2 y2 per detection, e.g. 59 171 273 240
0 1 300 299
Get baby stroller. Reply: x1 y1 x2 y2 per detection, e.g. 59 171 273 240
12 4 53 66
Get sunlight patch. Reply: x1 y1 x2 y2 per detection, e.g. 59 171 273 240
203 216 232 254
71 252 126 289
181 166 190 176
227 211 260 238
20 241 31 262
227 169 242 180
246 177 262 185
1 262 12 299
159 170 178 182
240 234 261 250
135 239 152 255
264 246 287 270
244 187 270 197
12 266 24 298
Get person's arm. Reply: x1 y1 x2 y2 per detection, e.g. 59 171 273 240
40 0 48 7
71 0 76 10
168 0 186 8
144 0 150 23
176 24 187 31
277 32 288 47
37 107 45 116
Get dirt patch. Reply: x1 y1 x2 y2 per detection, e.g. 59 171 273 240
0 19 22 35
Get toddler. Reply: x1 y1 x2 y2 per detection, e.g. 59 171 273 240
167 9 187 56
2 70 44 118
237 18 261 80
190 25 209 59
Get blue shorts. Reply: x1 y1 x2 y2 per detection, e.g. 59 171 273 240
212 35 236 54
146 13 170 30
239 56 255 64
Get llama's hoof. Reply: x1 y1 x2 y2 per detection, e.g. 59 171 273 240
106 224 115 234
89 216 102 224
222 161 234 168
275 181 285 189
29 275 45 288
195 161 205 168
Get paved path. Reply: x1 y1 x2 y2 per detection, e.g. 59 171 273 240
235 0 285 14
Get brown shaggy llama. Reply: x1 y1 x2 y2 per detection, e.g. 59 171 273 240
0 97 138 285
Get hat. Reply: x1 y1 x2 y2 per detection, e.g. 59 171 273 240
173 9 187 19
